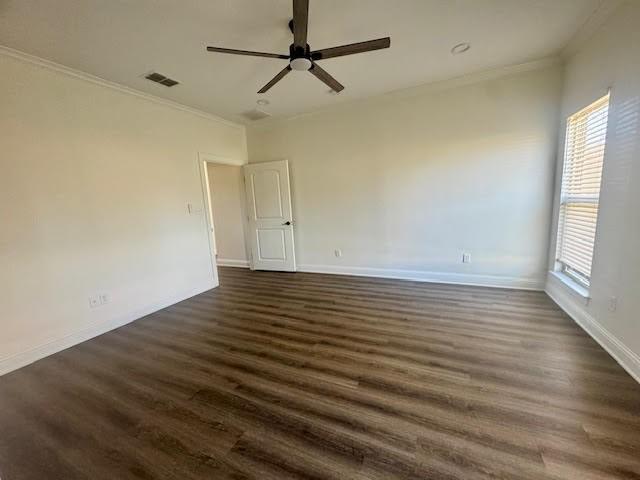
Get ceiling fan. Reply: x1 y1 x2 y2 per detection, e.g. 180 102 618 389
206 0 390 94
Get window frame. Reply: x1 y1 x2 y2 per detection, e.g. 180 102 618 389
554 92 610 290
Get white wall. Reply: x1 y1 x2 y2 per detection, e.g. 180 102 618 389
248 64 563 289
0 51 247 374
207 163 249 267
545 2 640 382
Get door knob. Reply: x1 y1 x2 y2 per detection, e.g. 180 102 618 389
282 221 292 226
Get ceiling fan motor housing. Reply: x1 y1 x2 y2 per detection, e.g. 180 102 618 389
288 42 312 70
289 42 310 59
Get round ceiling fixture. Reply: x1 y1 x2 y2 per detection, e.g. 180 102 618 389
451 43 471 55
256 99 270 106
290 57 312 71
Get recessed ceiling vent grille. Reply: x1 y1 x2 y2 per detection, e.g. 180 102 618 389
144 72 179 87
241 109 272 121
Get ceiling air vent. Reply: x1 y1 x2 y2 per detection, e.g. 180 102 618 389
241 109 272 121
144 72 179 87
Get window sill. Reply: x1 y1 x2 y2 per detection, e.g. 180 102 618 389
550 270 590 300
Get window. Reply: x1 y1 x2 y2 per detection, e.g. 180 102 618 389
555 93 610 288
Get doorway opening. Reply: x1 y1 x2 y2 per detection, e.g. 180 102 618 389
198 154 251 290
204 162 250 269
198 155 296 286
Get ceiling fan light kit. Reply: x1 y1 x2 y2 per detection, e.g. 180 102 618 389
290 57 312 71
206 0 390 94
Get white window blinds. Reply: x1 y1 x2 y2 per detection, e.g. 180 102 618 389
556 93 610 286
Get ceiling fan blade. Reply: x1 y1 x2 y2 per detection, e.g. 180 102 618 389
310 37 390 60
292 0 309 48
309 62 344 92
258 65 292 93
206 46 289 59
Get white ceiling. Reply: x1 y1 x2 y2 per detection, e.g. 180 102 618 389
0 0 617 123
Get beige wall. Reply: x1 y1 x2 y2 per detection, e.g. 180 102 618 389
248 64 563 289
0 52 246 372
207 163 248 266
545 2 640 381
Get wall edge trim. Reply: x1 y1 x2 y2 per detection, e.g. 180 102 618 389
545 274 640 384
249 56 562 131
297 264 544 290
217 258 250 268
0 281 218 376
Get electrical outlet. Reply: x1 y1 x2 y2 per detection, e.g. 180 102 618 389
334 249 342 258
608 296 617 313
88 295 100 309
462 252 471 264
89 292 111 309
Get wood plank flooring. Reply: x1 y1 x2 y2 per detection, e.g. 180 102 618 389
1 267 640 479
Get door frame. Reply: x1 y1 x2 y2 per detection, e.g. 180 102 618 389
196 152 248 286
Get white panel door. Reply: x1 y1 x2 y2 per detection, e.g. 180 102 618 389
243 160 296 271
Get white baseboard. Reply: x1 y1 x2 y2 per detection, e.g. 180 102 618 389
297 264 544 291
217 258 250 268
0 281 217 376
546 275 640 384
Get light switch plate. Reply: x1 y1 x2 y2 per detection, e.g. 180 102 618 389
187 203 203 214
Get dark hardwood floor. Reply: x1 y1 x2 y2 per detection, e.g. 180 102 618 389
1 267 640 479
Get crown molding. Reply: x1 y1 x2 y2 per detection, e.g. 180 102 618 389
248 56 562 131
561 0 625 58
0 44 244 130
